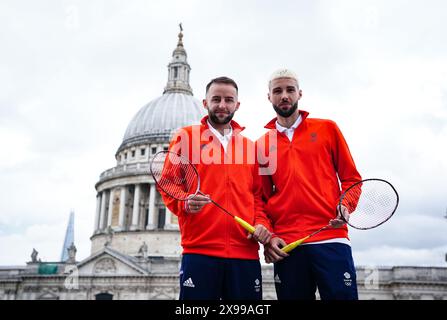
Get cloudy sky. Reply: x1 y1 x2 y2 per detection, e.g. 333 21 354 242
1 0 446 267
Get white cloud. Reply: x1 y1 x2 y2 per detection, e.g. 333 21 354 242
354 245 447 267
350 214 447 250
0 219 91 264
0 127 36 168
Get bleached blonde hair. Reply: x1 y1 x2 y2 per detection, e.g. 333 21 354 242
268 68 299 89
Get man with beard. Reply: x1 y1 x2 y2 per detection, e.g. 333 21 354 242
160 76 272 300
256 69 362 300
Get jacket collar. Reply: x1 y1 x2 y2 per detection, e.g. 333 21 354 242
200 115 245 133
264 110 310 129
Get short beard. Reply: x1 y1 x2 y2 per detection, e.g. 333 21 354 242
273 101 298 118
208 110 235 125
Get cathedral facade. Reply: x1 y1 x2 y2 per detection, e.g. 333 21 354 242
1 29 446 300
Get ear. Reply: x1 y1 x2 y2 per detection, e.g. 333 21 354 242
202 99 208 109
298 89 303 100
235 101 240 111
267 92 272 102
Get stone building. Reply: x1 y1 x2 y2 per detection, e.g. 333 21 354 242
0 28 446 300
90 26 204 259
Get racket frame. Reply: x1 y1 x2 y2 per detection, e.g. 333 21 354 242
338 178 399 230
149 150 256 233
150 150 201 201
282 178 399 253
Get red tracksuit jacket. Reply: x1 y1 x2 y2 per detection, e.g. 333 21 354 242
160 116 271 259
256 110 362 245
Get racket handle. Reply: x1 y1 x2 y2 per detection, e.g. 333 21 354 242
234 216 256 233
281 235 310 253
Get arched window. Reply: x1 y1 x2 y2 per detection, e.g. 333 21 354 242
95 292 113 300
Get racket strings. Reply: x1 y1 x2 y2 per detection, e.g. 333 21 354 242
151 152 199 200
341 180 398 229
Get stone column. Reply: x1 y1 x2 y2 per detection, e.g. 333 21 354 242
164 208 178 230
99 191 107 231
94 193 101 232
118 186 127 230
164 208 172 229
146 183 156 230
130 184 140 230
107 189 114 227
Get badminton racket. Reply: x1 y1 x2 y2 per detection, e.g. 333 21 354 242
282 178 399 253
150 150 256 233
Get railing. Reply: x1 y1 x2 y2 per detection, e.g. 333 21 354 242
99 162 152 180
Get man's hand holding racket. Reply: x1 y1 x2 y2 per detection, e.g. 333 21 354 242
185 193 271 244
186 194 211 213
329 205 349 228
264 237 289 263
248 224 272 245
186 194 271 244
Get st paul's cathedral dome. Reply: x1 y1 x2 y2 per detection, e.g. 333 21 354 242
91 27 205 258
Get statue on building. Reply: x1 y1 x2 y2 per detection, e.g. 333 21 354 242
104 226 115 247
67 243 77 263
138 241 148 259
31 248 39 263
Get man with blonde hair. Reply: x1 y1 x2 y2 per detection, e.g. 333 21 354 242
257 68 362 300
